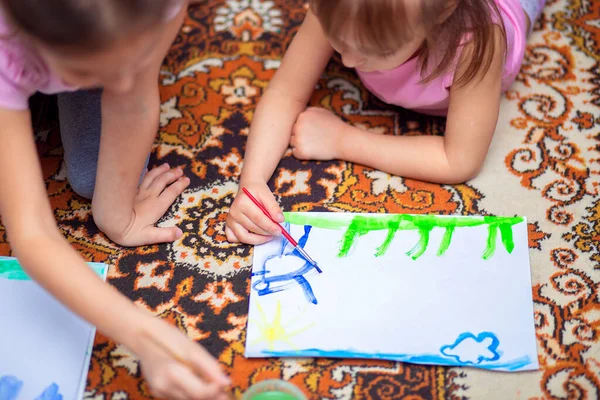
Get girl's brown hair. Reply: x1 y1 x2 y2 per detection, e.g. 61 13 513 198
310 0 506 86
1 0 174 51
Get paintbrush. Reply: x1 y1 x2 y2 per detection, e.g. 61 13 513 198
242 187 323 273
143 333 236 399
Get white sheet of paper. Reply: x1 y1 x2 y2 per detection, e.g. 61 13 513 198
245 213 538 372
0 258 107 400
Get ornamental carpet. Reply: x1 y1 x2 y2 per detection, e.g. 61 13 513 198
2 0 599 399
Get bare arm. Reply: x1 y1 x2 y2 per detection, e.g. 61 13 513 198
292 27 506 184
0 108 228 400
92 6 189 246
0 109 148 346
241 10 333 183
0 6 229 398
226 10 333 244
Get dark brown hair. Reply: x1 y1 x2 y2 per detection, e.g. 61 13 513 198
310 0 506 86
1 0 173 51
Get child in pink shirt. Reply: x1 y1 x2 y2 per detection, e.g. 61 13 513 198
0 0 229 398
227 0 545 244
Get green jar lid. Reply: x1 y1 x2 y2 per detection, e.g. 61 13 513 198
242 380 306 400
246 392 299 400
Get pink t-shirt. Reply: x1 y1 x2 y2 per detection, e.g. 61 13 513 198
0 0 185 111
356 0 527 116
0 12 75 110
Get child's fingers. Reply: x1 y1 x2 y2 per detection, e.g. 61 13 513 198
246 211 281 236
225 226 240 243
289 133 298 148
152 386 187 400
149 168 184 195
141 226 183 245
228 222 272 245
159 176 191 205
240 195 282 235
255 189 284 223
167 364 223 400
140 163 170 190
238 212 275 236
185 341 230 386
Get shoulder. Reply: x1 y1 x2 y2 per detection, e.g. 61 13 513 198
0 35 51 110
454 24 506 88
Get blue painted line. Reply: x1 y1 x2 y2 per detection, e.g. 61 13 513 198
260 349 532 371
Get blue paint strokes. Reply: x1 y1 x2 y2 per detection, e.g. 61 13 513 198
35 383 63 400
0 378 64 400
293 275 317 304
440 332 501 365
292 226 311 253
0 376 23 400
292 227 323 273
260 349 532 371
252 224 319 304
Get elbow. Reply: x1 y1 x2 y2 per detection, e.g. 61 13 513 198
91 212 109 237
91 207 113 238
438 143 486 184
441 160 483 184
91 203 116 239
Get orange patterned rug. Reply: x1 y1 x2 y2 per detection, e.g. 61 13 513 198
2 0 599 398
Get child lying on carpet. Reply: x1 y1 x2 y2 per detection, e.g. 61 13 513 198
226 0 545 244
0 0 229 398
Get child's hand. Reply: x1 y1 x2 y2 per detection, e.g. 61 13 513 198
111 163 190 246
133 316 231 400
291 107 346 161
225 181 283 244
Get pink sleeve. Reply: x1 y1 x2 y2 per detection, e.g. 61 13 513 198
0 69 33 110
0 14 46 109
0 40 48 111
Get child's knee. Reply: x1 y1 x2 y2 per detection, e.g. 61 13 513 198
57 90 102 199
67 170 96 199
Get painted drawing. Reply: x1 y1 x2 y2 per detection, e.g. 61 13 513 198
252 224 321 304
0 377 63 400
0 258 106 400
245 213 539 372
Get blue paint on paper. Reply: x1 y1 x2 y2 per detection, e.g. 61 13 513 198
0 376 23 400
35 383 63 400
0 377 63 400
440 332 501 365
252 224 319 304
260 349 532 371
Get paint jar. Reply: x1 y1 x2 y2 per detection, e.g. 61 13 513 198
241 380 307 400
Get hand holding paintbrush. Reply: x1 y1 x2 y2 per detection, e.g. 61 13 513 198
134 317 233 399
242 188 322 273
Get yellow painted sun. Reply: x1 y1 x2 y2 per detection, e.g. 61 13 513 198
251 301 314 351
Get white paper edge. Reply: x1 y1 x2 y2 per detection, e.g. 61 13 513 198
246 214 540 371
0 256 108 399
76 262 108 400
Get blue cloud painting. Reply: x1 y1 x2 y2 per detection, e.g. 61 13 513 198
440 332 502 365
0 376 63 400
0 376 22 400
35 383 63 400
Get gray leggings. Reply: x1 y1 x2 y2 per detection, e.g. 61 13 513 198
57 90 149 199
